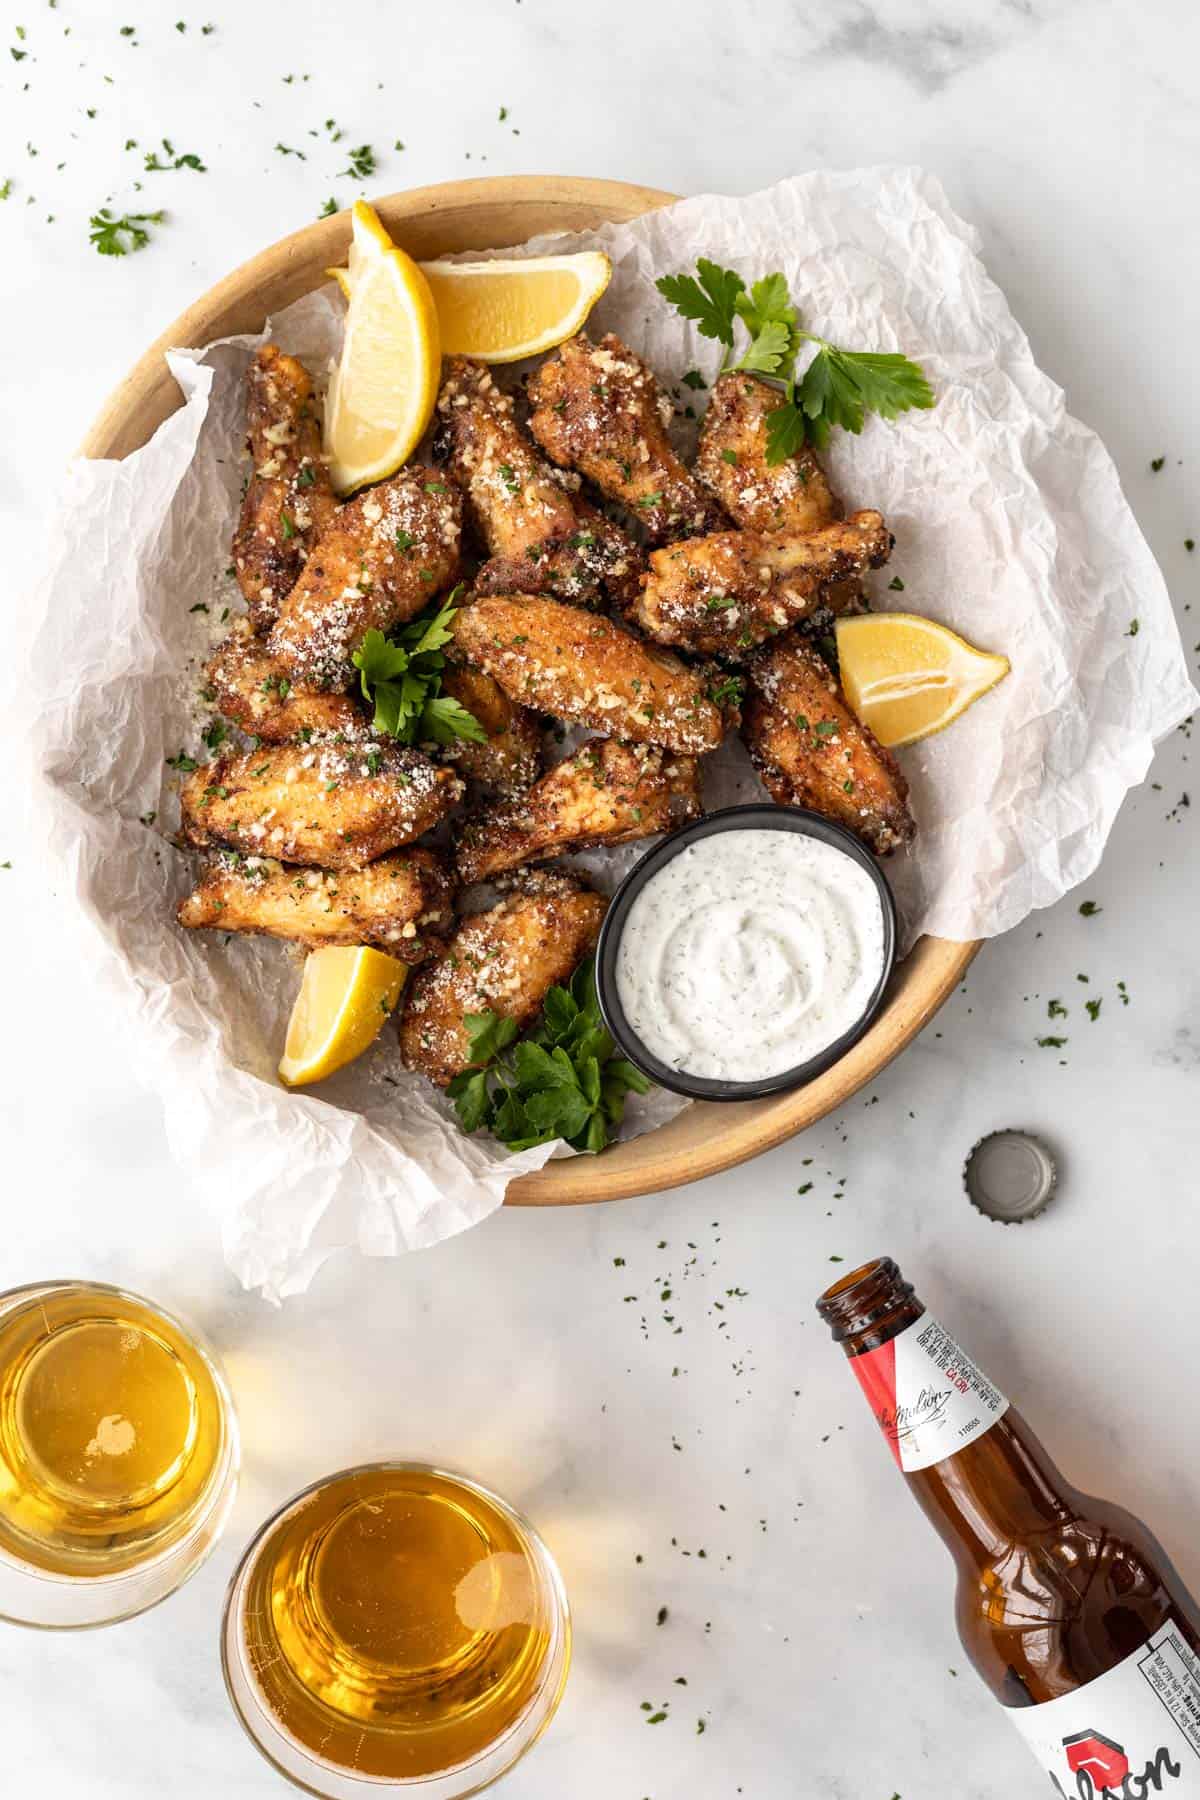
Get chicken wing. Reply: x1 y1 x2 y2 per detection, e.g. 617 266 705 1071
439 663 542 795
694 372 840 535
231 344 337 632
456 738 700 883
743 636 915 855
180 740 462 869
205 621 371 744
177 847 455 957
399 872 607 1087
435 358 643 608
632 511 891 658
269 468 462 690
527 333 725 544
452 594 732 755
471 498 644 613
434 357 579 555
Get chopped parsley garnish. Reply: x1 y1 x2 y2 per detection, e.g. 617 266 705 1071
1036 1035 1068 1049
448 959 651 1153
1078 899 1102 917
340 144 376 179
275 142 305 159
280 510 297 539
1150 456 1165 472
656 259 934 460
318 196 338 218
637 490 664 508
144 139 206 172
88 206 165 256
720 448 738 465
1126 618 1140 636
165 750 198 772
351 589 485 746
681 368 707 390
1086 997 1102 1021
888 576 905 591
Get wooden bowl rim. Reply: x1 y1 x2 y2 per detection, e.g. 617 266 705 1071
75 173 980 1207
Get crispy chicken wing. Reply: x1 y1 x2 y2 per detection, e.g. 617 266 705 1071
452 594 732 755
177 847 455 957
743 636 915 855
435 358 644 608
180 741 462 870
269 469 462 690
694 372 841 535
205 621 371 744
231 345 338 632
527 333 725 544
434 357 579 554
439 663 542 795
456 738 699 884
632 511 891 658
399 872 607 1087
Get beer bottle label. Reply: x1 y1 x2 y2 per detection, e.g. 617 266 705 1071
1005 1618 1200 1795
849 1310 1007 1471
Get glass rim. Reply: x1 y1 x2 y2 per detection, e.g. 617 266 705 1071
0 1277 240 1615
220 1460 571 1798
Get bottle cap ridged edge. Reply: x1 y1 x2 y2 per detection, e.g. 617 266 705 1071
963 1128 1058 1224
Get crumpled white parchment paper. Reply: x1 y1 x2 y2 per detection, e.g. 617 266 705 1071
26 168 1197 1300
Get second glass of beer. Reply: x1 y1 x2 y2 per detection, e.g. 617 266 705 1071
221 1462 571 1797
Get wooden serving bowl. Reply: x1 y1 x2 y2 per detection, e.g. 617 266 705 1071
79 175 979 1207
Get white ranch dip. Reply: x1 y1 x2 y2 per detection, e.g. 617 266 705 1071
613 829 887 1083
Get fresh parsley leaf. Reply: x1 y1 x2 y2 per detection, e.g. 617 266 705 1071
449 959 651 1152
88 206 165 256
734 317 793 376
351 592 481 745
419 693 488 745
656 259 934 462
655 258 745 346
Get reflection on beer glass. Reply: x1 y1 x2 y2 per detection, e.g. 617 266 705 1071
0 1279 240 1628
221 1463 571 1798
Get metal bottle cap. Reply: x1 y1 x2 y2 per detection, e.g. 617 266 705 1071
964 1129 1057 1223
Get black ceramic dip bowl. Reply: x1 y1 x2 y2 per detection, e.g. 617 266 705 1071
594 805 898 1103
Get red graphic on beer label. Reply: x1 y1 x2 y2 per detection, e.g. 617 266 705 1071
1064 1730 1131 1790
847 1313 1007 1473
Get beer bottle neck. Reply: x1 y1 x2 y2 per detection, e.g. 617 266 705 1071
817 1257 1078 1566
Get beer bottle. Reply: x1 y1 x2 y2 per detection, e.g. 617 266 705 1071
817 1257 1200 1797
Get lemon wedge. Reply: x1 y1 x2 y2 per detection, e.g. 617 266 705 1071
328 250 611 364
323 200 441 495
278 946 407 1088
836 612 1010 749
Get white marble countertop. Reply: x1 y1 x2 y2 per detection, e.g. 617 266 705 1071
2 2 1199 1795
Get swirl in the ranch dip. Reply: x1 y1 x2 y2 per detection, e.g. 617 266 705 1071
614 829 886 1082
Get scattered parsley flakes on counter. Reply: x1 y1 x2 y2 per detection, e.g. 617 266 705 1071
1047 997 1067 1018
144 139 206 172
340 144 376 179
89 206 165 255
888 576 905 591
0 179 10 200
318 195 337 217
1150 455 1165 472
1086 997 1102 1021
1036 1035 1067 1049
352 591 485 746
1078 899 1102 917
655 258 934 461
448 959 651 1153
1127 618 1140 636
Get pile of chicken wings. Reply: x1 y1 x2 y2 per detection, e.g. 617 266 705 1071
177 329 915 1097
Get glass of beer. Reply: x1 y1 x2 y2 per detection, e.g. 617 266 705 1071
0 1279 240 1628
221 1463 571 1798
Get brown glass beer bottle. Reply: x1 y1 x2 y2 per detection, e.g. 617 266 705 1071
817 1257 1200 1797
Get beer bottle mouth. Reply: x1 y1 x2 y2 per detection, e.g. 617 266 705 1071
815 1256 917 1345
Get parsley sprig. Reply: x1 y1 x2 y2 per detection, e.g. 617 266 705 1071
448 959 651 1153
89 206 166 256
655 258 934 461
351 589 485 746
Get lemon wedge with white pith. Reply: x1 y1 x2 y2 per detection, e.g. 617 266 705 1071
328 251 612 364
279 947 407 1088
323 201 441 496
836 613 1010 749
